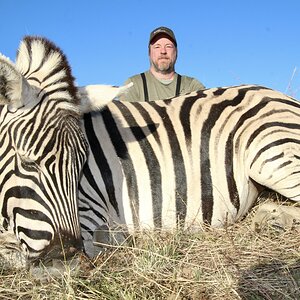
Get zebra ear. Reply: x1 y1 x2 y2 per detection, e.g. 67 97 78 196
78 82 133 113
0 54 30 111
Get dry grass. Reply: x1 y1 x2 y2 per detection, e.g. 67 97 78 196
0 204 300 299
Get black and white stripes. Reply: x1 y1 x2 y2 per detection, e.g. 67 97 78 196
0 36 88 265
79 85 300 254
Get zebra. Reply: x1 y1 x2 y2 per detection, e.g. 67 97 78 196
78 84 300 257
0 36 114 269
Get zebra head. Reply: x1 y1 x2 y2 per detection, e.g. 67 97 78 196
0 36 88 267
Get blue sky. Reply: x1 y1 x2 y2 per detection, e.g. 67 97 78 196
1 1 300 98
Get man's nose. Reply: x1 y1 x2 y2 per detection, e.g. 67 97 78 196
160 47 167 53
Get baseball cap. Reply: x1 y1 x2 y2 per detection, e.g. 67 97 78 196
149 26 177 47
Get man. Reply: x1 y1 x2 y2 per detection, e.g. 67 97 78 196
120 26 205 102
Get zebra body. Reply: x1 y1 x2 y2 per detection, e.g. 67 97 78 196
0 36 90 267
79 85 300 255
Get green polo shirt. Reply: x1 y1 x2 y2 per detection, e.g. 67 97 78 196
120 71 205 102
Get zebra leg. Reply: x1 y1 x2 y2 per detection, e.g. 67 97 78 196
247 144 300 230
249 143 300 202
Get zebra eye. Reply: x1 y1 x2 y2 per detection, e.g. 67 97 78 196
29 210 45 219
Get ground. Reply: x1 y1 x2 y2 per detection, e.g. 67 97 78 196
0 195 299 299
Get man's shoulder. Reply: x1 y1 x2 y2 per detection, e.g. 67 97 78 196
180 74 197 82
126 71 149 83
180 74 205 89
126 71 159 87
127 73 142 81
121 72 147 101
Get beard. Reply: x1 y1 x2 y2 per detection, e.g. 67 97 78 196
152 57 175 74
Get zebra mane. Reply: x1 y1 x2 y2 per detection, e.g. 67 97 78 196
15 36 78 109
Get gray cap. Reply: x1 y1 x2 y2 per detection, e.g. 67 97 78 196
149 26 177 47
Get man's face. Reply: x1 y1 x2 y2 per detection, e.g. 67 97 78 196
149 34 177 74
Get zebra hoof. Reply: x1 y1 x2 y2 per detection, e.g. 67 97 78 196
252 202 300 232
83 225 129 258
93 225 128 247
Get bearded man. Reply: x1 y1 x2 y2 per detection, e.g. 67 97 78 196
121 26 205 102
